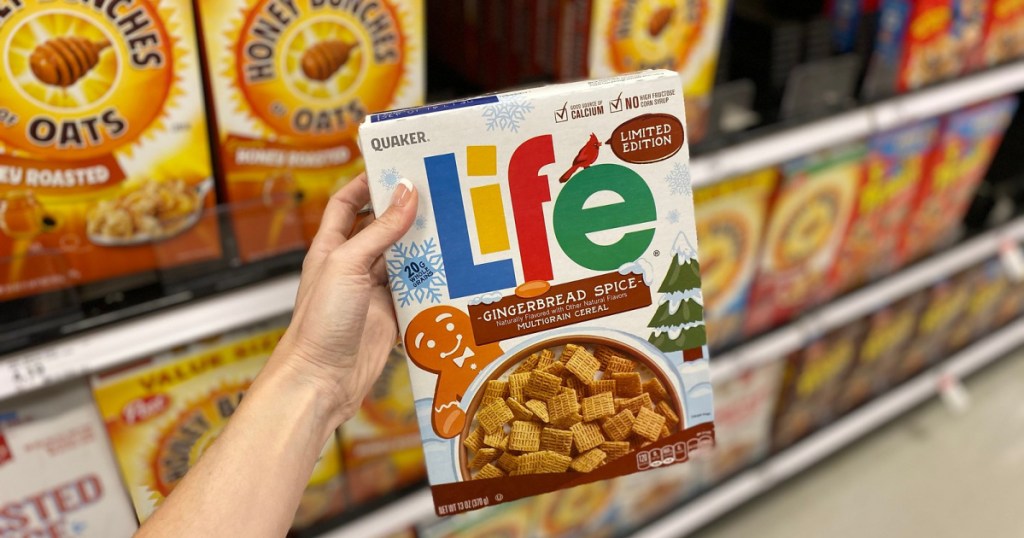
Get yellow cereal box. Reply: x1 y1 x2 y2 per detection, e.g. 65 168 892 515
0 0 221 300
586 0 728 143
90 320 345 528
360 70 714 516
195 0 423 261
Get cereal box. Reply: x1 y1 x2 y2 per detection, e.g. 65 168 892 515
195 0 423 262
340 346 425 505
695 168 778 349
0 0 221 301
586 0 729 143
835 292 925 413
610 462 700 533
418 501 534 538
360 70 714 515
744 143 864 336
0 381 138 537
90 320 346 528
946 259 1010 351
897 0 980 91
979 0 1024 67
772 322 864 451
862 0 912 99
827 120 939 295
900 97 1018 263
892 272 973 383
703 360 784 483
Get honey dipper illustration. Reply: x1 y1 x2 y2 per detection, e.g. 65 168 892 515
649 6 675 37
301 40 356 81
30 37 111 87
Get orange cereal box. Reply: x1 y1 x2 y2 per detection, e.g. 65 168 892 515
90 320 346 529
979 0 1024 67
360 70 715 515
195 0 423 262
0 0 221 300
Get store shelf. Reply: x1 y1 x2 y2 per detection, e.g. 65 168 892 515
0 274 300 400
690 62 1024 186
711 215 1024 384
634 315 1024 538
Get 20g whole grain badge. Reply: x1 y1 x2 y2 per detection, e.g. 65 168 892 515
360 70 715 516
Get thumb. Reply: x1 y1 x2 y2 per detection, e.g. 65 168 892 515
340 178 418 271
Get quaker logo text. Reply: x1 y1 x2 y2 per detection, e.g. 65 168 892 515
370 131 428 151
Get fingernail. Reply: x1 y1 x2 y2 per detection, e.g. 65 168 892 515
392 178 414 208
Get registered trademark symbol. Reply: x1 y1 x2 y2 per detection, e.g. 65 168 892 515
495 494 504 502
653 250 661 257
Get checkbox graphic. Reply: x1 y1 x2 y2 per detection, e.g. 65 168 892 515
555 103 568 123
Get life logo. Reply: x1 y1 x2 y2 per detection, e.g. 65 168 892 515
424 131 670 300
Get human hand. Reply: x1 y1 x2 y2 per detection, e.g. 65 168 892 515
270 173 417 429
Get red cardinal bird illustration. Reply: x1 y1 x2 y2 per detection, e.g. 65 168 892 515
559 133 602 183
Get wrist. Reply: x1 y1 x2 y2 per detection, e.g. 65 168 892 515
257 354 348 445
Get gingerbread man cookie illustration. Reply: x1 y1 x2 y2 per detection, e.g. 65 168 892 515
405 305 503 439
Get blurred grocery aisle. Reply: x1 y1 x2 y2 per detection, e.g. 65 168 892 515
695 348 1024 538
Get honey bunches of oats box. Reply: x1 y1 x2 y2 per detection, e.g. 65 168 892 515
195 0 423 262
0 0 221 301
360 70 715 515
0 381 138 537
90 319 346 529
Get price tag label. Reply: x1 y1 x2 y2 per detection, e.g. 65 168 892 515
937 373 971 415
999 239 1024 283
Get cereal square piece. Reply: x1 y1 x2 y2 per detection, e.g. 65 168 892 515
571 449 607 473
661 424 671 439
601 409 635 442
470 448 500 470
508 421 543 452
588 379 616 396
507 397 535 421
542 361 567 377
570 422 606 452
657 400 680 429
612 372 643 398
537 451 572 473
514 452 542 475
496 452 519 473
600 441 632 461
560 343 583 363
547 391 581 426
593 345 620 367
631 437 653 450
644 378 669 402
581 392 616 422
633 407 666 442
540 427 574 456
484 380 509 401
475 463 505 480
481 396 502 408
526 400 550 423
565 348 601 383
509 373 530 402
525 370 562 400
564 375 587 395
554 412 583 429
477 399 515 434
605 355 635 374
513 353 541 374
483 431 508 450
463 427 485 452
559 387 578 398
537 349 556 369
620 393 654 415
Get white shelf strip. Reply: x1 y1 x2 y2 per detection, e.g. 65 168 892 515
634 315 1024 538
712 216 1024 383
691 62 1024 186
0 274 300 400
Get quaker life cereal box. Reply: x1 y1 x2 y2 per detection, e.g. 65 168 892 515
892 272 973 383
827 120 939 295
586 0 729 143
980 0 1024 67
744 143 864 336
91 320 346 528
703 359 784 483
340 345 426 505
695 168 778 350
0 0 221 301
772 322 864 451
0 381 138 537
195 0 423 262
900 96 1019 263
835 292 925 413
360 70 715 515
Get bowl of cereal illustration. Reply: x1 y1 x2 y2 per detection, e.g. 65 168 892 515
457 329 685 481
86 178 213 246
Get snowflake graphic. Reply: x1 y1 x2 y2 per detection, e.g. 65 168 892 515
666 209 681 224
415 215 428 230
666 162 692 196
379 167 401 191
482 99 534 132
387 239 447 307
